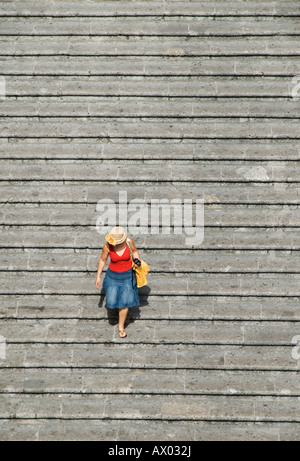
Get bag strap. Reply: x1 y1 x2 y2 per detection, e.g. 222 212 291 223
127 238 133 260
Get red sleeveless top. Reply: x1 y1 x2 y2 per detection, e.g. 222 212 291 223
108 244 132 273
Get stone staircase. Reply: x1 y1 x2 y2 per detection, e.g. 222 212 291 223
0 0 300 441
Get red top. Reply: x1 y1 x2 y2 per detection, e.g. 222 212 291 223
108 244 132 273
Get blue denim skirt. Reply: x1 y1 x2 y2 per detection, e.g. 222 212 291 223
102 268 140 310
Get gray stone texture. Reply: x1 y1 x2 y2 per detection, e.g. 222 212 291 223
0 0 299 442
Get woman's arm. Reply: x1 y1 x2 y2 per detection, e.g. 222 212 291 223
128 238 140 261
96 243 109 288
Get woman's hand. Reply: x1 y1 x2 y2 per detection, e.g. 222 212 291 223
133 257 141 269
96 244 109 289
96 276 101 289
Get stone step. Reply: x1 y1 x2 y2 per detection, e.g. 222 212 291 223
1 294 300 321
2 343 298 370
1 318 300 345
0 249 297 272
0 203 299 226
1 419 298 441
2 100 300 117
0 227 298 250
0 160 298 181
1 368 299 396
0 393 299 421
0 2 298 17
0 141 299 161
1 76 296 97
2 57 300 76
0 272 300 296
0 183 299 204
0 37 298 57
1 18 299 36
1 119 298 138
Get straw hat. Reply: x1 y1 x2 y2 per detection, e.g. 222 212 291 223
106 226 127 246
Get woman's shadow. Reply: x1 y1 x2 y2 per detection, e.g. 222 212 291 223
98 286 151 327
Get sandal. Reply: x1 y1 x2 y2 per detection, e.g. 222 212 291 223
119 329 127 339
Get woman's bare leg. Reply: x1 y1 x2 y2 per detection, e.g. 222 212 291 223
118 308 129 337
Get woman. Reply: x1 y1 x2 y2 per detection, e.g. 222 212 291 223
96 226 141 338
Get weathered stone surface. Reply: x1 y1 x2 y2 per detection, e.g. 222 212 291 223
0 226 299 250
0 160 299 181
1 18 300 37
1 318 299 345
0 140 299 161
1 248 299 272
2 100 300 117
1 293 300 321
0 36 299 57
0 393 299 421
0 2 299 17
0 78 296 101
1 202 299 227
1 57 300 77
1 272 300 296
0 0 299 442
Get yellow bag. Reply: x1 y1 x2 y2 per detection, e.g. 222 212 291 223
133 260 150 288
127 239 150 288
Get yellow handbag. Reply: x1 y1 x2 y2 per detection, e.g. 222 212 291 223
127 238 150 288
